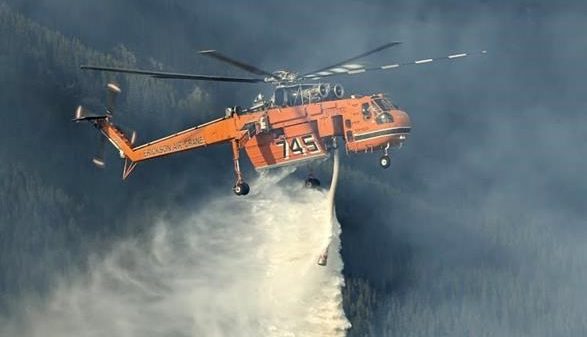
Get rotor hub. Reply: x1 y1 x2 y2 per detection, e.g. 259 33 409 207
266 70 298 84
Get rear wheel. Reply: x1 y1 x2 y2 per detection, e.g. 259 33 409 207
379 155 391 169
233 182 250 196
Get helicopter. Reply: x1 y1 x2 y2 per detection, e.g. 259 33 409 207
74 42 485 195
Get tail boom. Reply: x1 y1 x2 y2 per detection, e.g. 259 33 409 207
97 117 237 178
128 117 236 161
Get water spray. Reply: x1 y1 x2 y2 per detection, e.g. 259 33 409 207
2 137 350 336
317 141 340 266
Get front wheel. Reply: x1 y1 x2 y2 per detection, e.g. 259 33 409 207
379 155 391 169
233 182 250 196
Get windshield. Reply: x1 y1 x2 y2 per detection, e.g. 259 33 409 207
371 98 395 124
376 112 393 124
373 97 397 111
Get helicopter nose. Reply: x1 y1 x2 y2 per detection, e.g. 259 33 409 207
390 109 411 145
393 109 411 129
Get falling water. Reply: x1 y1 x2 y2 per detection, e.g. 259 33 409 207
1 151 349 337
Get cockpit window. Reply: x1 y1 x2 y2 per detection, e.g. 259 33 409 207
373 98 396 111
361 103 371 120
376 112 393 124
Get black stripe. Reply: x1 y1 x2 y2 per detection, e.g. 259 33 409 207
354 128 411 141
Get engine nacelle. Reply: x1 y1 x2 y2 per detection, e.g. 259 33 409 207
316 83 330 98
332 83 344 98
300 83 330 101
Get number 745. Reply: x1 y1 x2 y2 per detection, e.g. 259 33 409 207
275 135 321 158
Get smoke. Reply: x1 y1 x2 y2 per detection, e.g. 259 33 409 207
2 1 587 336
0 164 349 337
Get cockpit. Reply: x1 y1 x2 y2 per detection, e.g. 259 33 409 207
362 95 398 124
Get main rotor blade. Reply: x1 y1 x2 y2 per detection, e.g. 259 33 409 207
301 41 402 77
198 50 275 78
80 65 265 83
303 50 487 80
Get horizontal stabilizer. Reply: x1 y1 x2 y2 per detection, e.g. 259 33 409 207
72 105 107 122
73 115 109 122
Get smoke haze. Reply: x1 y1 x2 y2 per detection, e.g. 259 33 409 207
1 1 587 336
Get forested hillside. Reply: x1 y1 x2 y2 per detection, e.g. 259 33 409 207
0 3 216 312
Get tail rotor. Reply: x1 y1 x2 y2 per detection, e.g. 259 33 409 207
73 82 140 178
73 83 126 168
93 83 122 168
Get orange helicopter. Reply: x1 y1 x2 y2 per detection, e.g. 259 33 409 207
75 42 485 195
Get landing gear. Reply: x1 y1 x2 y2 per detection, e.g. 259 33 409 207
380 142 391 169
231 140 250 196
233 182 250 196
379 155 391 169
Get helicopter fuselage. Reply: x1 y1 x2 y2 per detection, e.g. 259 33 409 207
94 92 410 176
240 93 411 169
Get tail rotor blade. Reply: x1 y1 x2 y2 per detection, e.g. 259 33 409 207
92 135 106 168
117 124 137 145
106 83 121 115
74 105 84 120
